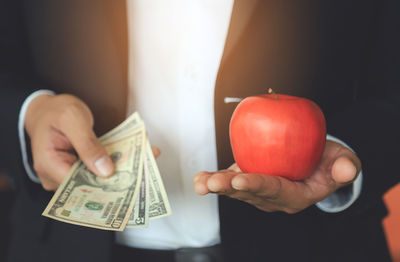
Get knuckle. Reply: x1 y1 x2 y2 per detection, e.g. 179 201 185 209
42 182 56 192
61 103 83 119
59 100 93 127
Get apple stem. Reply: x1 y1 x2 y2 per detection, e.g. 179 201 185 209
268 88 278 99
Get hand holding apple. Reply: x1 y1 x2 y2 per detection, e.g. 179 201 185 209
193 140 361 214
194 91 360 213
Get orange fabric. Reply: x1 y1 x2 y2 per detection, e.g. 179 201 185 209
383 183 400 262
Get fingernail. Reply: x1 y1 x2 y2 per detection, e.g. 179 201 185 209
94 156 113 177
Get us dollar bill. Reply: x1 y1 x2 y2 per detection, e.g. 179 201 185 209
100 112 171 222
42 127 146 231
99 112 143 143
42 111 172 230
126 163 150 228
145 141 172 220
126 138 172 227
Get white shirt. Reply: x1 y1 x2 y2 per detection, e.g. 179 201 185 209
19 0 362 251
116 0 234 249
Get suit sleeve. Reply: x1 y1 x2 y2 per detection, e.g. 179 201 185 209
0 0 41 181
0 77 40 177
327 0 400 213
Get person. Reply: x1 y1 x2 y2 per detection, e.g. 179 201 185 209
1 0 399 261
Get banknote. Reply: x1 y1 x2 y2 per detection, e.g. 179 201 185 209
42 111 171 230
102 112 149 227
112 114 171 221
42 128 146 231
126 163 149 228
126 138 172 227
145 141 172 220
99 112 143 143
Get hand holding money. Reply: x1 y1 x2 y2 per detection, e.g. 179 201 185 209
25 94 115 190
26 94 171 230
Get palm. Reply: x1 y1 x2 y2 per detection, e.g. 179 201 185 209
302 140 347 201
194 140 360 214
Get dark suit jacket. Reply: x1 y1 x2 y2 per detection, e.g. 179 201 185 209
1 0 399 261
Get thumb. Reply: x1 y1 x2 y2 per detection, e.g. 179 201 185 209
331 155 361 186
69 129 114 177
58 106 115 177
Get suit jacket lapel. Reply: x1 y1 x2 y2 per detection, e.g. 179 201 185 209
214 0 260 170
221 0 259 64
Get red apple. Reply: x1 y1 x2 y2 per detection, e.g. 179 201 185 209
229 92 326 180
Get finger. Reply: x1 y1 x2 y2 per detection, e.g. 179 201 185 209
332 156 359 185
151 146 161 158
194 173 212 195
194 168 234 183
56 151 78 166
70 130 113 178
206 172 238 193
193 171 209 183
57 104 114 177
228 163 242 172
231 173 282 199
50 160 75 186
38 151 76 191
51 128 74 151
